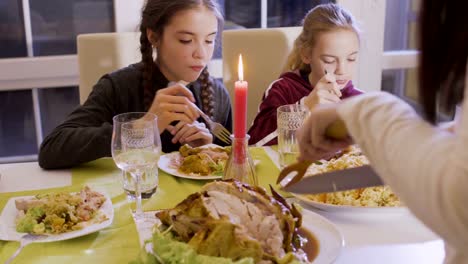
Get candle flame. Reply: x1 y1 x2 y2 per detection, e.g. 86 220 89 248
238 54 244 81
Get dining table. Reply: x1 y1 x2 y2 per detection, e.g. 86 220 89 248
0 146 445 264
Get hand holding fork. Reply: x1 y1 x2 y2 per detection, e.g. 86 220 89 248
168 81 231 145
195 108 231 145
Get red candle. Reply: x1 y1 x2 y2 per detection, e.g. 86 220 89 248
234 54 247 138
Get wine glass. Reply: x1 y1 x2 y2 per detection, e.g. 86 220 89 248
111 112 161 220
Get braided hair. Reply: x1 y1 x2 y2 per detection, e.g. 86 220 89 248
199 67 216 117
139 26 155 110
139 0 224 116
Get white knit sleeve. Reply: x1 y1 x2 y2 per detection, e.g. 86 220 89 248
336 85 468 250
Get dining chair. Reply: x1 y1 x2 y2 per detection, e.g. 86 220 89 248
77 32 141 104
222 27 302 128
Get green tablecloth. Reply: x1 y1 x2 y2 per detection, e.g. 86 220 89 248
0 147 282 264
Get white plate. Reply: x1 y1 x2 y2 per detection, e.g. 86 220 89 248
158 152 223 180
0 193 114 242
135 209 344 264
294 193 408 214
301 209 344 264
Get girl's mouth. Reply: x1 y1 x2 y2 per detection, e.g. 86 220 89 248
190 66 204 72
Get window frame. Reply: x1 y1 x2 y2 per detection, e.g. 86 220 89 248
0 0 420 163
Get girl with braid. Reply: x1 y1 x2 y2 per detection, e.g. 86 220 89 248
39 0 232 169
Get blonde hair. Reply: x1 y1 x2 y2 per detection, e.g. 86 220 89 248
284 3 360 72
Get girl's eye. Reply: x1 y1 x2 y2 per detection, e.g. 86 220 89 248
323 60 335 64
205 40 214 44
179 39 192 44
348 58 356 62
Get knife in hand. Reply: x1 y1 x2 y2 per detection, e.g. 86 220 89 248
283 165 384 194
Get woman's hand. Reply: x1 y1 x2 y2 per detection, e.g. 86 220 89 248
168 121 213 147
304 73 342 110
297 104 352 161
147 83 200 132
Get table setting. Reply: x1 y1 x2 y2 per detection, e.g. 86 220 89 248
0 143 445 264
0 55 445 263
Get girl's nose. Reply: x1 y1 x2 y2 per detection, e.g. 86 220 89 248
335 62 345 75
194 43 207 59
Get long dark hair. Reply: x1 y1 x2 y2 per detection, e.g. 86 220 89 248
419 0 467 123
139 0 224 117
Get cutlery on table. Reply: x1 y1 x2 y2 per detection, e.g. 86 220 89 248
5 234 47 264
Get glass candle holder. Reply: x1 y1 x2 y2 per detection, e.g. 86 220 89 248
223 134 258 186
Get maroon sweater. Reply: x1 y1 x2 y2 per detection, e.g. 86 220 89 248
248 70 363 145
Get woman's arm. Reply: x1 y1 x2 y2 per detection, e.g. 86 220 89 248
337 90 468 249
38 77 117 169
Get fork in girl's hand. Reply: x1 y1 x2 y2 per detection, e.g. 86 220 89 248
169 81 231 145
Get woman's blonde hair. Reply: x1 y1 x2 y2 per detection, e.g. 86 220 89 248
284 3 360 72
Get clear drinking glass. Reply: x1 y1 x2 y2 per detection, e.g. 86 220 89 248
277 104 309 168
111 112 161 220
121 168 158 200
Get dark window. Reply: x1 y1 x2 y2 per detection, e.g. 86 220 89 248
381 0 419 95
0 0 27 58
0 0 115 162
267 0 334 27
224 0 261 29
38 86 80 137
30 0 115 56
0 90 38 157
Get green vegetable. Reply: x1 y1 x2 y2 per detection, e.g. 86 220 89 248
16 207 45 233
132 227 254 264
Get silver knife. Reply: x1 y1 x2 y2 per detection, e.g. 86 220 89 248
283 165 384 194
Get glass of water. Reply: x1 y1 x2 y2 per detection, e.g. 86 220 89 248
111 112 161 220
277 104 309 168
121 168 158 200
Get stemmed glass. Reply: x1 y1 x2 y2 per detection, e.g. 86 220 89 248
111 112 161 220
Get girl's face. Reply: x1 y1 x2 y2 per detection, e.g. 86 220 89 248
152 6 218 82
302 29 359 89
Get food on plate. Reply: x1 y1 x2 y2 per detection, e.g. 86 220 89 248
171 144 230 176
15 186 108 234
304 146 401 207
143 180 314 264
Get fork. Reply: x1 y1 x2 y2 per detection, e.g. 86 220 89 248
5 234 47 264
197 109 232 145
169 81 232 145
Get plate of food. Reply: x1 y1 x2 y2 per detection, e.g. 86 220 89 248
135 180 344 264
158 144 230 180
0 186 113 242
292 146 406 214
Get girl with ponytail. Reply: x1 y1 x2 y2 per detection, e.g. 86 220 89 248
39 0 232 169
248 3 362 146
